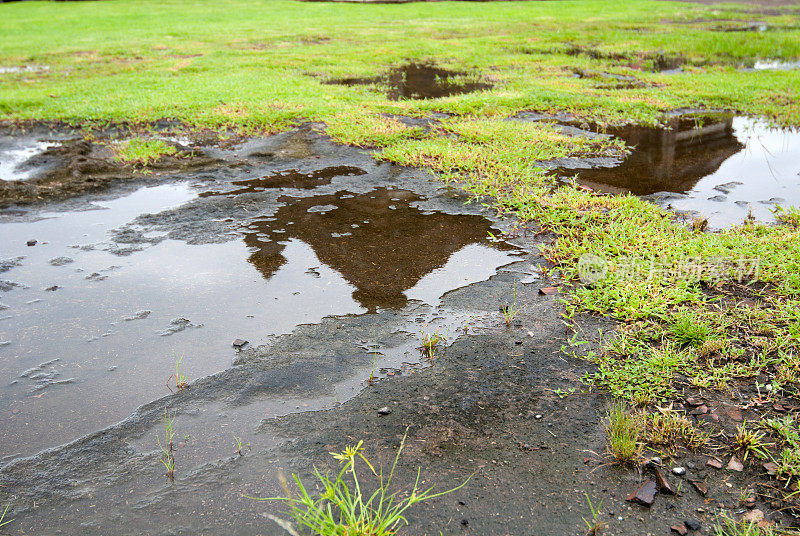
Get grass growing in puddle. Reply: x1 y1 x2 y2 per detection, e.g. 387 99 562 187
253 432 470 536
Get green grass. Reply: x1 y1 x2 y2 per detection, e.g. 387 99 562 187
0 504 12 531
605 402 642 464
1 0 799 132
112 137 176 165
252 432 471 536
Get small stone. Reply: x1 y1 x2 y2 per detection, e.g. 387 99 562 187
44 285 60 292
535 414 542 420
538 286 559 295
689 480 708 497
653 467 675 495
689 404 708 416
26 240 37 247
724 405 743 422
232 339 248 348
685 397 703 407
684 519 701 531
377 407 392 416
727 455 744 472
706 458 723 469
672 467 686 476
626 480 658 507
745 496 757 509
742 509 763 524
671 524 688 535
763 462 779 475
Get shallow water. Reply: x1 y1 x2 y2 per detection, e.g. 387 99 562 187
0 175 519 458
0 137 58 182
326 62 492 100
556 116 800 228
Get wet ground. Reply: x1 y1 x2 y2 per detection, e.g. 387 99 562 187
325 62 492 100
1 118 799 535
548 115 800 228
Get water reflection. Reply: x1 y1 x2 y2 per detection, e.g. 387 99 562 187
243 187 518 311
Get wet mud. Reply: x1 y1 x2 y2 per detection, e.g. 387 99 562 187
0 127 219 205
325 62 492 100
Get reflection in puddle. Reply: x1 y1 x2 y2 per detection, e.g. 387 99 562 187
326 62 492 100
243 187 519 311
556 116 800 228
0 179 517 458
0 139 59 182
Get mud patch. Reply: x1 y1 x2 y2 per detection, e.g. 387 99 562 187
325 61 492 100
0 131 219 205
199 165 366 195
553 114 800 228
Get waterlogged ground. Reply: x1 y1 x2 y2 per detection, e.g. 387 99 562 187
552 115 800 228
2 0 800 533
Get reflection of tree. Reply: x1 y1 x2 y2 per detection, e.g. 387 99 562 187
572 116 743 195
242 188 507 312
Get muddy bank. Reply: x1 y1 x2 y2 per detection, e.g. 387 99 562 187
0 125 225 205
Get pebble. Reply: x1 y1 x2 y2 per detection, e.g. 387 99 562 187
672 467 686 475
684 519 701 531
377 407 392 416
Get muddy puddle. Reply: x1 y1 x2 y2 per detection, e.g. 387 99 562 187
0 136 61 182
0 150 521 459
325 61 492 100
553 115 800 228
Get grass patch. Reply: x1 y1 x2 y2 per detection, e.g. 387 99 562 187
605 402 642 464
112 137 176 165
253 432 470 536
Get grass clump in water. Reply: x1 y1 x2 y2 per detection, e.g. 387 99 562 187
113 138 176 165
255 431 470 536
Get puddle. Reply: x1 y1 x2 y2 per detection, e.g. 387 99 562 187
753 59 800 70
241 187 518 311
0 138 59 182
554 115 800 228
0 65 49 75
0 172 518 458
326 62 492 100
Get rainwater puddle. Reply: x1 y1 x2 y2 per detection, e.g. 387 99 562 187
555 116 800 228
0 137 59 182
326 62 492 100
0 173 518 458
0 65 49 75
754 59 800 70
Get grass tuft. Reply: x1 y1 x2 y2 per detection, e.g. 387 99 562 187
605 402 642 465
252 430 471 536
113 137 176 165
